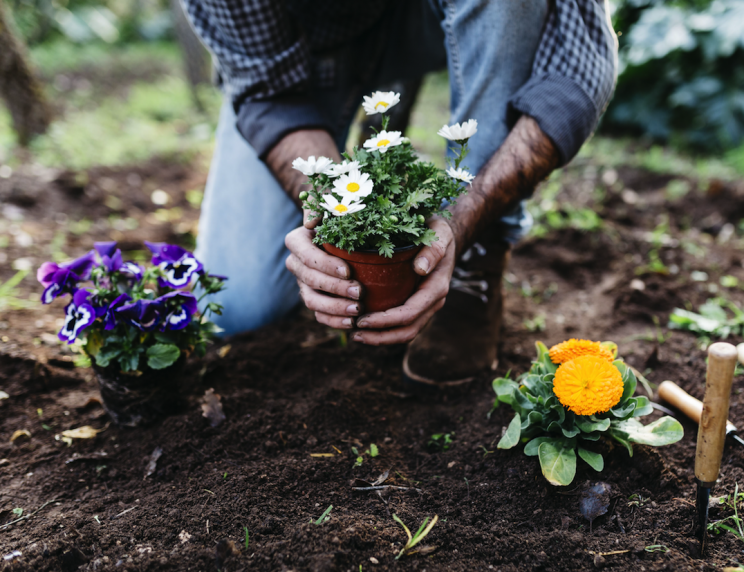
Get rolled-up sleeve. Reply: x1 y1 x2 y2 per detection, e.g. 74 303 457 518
182 0 330 158
508 0 618 166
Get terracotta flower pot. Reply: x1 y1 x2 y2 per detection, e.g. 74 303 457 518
94 358 186 427
323 243 423 313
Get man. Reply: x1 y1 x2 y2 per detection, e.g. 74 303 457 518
184 0 617 385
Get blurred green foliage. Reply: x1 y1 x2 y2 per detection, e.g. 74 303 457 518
606 0 744 151
8 0 172 45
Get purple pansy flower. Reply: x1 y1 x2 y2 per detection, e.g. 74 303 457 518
156 291 198 331
37 250 97 304
59 289 98 344
145 241 203 289
103 293 132 330
94 241 144 281
115 299 163 331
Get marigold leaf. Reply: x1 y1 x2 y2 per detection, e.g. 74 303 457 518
576 417 611 433
497 414 521 449
578 448 604 471
492 377 518 405
561 426 581 439
524 436 558 457
612 416 684 446
631 396 654 417
538 441 576 486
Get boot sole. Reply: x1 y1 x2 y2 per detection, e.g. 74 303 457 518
401 352 478 388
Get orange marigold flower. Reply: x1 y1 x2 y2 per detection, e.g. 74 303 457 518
553 356 624 416
549 338 614 365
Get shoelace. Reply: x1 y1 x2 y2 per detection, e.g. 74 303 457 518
451 242 489 303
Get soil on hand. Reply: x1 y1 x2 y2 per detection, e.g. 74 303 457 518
2 158 744 571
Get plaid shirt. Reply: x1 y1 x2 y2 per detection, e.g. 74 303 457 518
183 0 617 164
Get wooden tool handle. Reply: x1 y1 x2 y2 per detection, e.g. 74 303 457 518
659 380 736 433
695 342 738 484
737 343 744 367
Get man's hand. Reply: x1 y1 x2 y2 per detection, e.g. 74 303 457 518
352 218 455 345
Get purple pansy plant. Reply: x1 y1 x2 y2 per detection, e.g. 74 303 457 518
156 291 199 331
38 250 97 304
94 241 144 280
116 299 163 332
59 289 102 344
145 241 203 289
38 241 226 373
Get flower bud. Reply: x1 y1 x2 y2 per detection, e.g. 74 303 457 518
417 214 426 224
298 191 308 201
388 215 398 224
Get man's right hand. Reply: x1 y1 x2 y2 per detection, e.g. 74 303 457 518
285 226 363 329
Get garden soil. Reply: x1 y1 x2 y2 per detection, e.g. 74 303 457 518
2 157 744 572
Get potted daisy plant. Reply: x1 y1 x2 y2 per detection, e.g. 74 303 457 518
37 242 226 427
292 90 478 312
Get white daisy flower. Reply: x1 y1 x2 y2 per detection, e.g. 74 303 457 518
321 194 366 217
291 155 334 176
363 130 404 154
447 167 475 184
333 168 374 200
437 119 478 141
362 91 401 115
327 160 361 178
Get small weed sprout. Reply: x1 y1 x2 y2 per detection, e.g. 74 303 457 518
392 513 439 560
708 483 744 542
0 271 34 311
243 526 249 549
627 494 649 508
428 433 454 451
644 545 669 553
12 508 23 517
313 505 333 525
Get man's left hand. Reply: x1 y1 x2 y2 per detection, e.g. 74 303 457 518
352 218 455 345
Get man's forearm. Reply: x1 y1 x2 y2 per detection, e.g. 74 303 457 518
447 115 559 256
265 129 342 207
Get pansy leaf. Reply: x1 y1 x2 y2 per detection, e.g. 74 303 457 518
538 441 576 486
576 417 611 433
95 347 121 368
578 448 604 472
497 414 521 449
631 396 654 417
146 343 181 370
612 416 684 447
524 436 559 457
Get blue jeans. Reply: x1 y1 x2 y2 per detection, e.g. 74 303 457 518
196 0 547 335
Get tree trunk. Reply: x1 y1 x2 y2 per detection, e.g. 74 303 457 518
0 2 50 146
171 0 211 112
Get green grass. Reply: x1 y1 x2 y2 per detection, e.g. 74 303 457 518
0 40 219 170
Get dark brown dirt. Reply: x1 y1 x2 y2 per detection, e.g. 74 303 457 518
2 156 744 572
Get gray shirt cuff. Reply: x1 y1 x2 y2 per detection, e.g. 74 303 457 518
508 74 598 166
236 94 332 160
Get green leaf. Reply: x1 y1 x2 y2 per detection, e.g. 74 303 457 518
146 344 181 370
561 426 581 438
492 377 518 405
615 360 637 402
576 417 611 433
524 436 558 457
610 401 636 418
611 416 684 446
578 448 604 472
522 411 543 430
95 348 121 368
497 414 521 449
538 441 576 486
631 396 654 417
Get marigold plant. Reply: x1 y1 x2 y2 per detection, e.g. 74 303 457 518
548 338 615 365
493 340 683 486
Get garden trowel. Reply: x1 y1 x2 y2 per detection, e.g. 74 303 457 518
687 343 737 554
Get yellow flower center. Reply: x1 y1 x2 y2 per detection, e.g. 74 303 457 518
375 101 389 110
377 139 390 147
334 204 348 213
346 182 360 193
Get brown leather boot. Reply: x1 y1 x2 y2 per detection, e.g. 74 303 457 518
402 237 510 386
